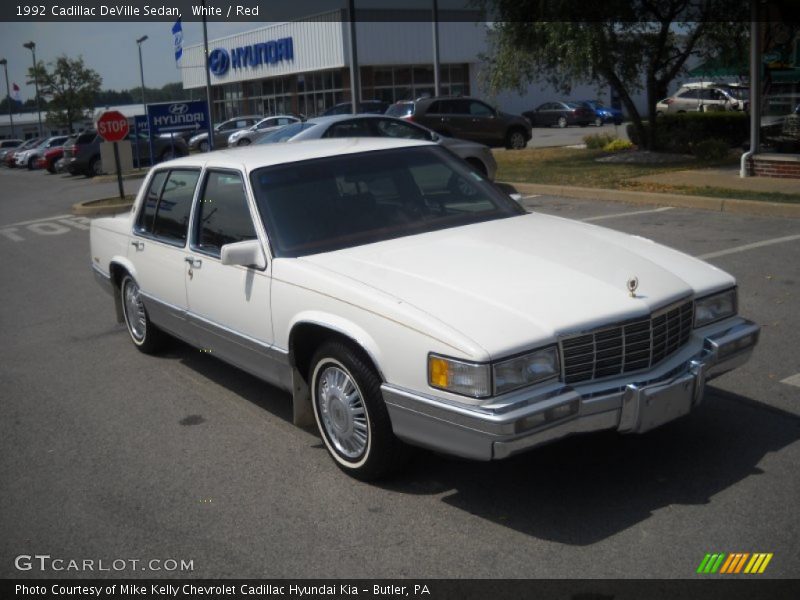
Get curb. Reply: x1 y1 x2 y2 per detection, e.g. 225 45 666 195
504 182 800 219
72 198 133 216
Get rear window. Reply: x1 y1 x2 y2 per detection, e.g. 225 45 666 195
385 103 414 118
135 169 200 245
76 132 97 144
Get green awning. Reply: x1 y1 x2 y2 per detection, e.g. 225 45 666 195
688 58 747 78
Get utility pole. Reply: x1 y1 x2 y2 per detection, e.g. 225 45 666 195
202 0 214 150
23 41 43 137
136 35 153 167
348 0 360 114
432 0 441 97
0 59 15 138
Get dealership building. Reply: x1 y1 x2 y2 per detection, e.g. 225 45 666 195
181 11 513 121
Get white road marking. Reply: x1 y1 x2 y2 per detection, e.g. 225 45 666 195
0 214 73 228
582 207 674 222
780 373 800 388
697 234 800 260
0 214 93 243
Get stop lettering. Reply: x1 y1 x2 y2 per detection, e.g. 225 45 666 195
95 111 129 143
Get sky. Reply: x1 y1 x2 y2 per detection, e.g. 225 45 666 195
0 21 255 101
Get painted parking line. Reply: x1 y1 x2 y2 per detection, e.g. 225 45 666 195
0 214 92 242
780 373 800 388
697 234 800 260
581 207 674 222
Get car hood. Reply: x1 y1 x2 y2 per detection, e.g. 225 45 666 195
301 213 734 358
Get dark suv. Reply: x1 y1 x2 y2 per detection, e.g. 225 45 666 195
386 96 532 149
64 130 188 177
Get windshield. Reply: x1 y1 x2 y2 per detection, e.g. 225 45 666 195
255 122 317 144
250 146 524 258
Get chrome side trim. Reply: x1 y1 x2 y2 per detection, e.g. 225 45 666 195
138 292 292 391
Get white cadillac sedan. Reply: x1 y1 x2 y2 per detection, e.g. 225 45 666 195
90 138 759 480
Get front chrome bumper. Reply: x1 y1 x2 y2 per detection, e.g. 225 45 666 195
382 317 760 461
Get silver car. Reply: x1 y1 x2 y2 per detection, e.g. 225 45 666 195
657 83 745 115
188 116 262 152
227 115 302 147
253 114 498 180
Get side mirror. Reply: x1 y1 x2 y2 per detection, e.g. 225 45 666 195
220 239 267 270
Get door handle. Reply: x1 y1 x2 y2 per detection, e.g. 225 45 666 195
185 257 202 268
131 240 144 250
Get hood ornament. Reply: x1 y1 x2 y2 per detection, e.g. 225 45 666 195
627 276 639 298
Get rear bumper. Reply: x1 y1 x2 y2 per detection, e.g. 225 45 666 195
383 317 759 461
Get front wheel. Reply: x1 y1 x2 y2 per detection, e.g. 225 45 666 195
505 129 527 150
557 116 567 128
198 140 209 153
237 138 251 146
310 341 409 480
120 274 166 354
594 117 603 127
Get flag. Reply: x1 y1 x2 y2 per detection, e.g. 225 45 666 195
172 18 183 64
11 82 21 103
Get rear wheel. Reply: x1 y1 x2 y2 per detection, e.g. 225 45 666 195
89 156 102 177
120 274 166 354
557 116 567 128
594 117 603 127
27 156 36 170
310 340 409 481
237 138 251 146
198 140 209 152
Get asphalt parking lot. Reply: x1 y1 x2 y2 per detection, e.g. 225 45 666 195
0 166 798 580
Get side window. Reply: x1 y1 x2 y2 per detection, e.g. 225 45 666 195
194 170 257 257
375 119 430 140
428 101 442 114
152 170 200 244
324 120 374 138
469 101 494 117
679 89 698 99
136 170 168 234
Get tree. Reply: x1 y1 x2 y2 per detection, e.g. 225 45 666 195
28 55 101 133
479 1 749 149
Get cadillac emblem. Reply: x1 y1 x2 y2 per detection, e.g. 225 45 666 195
627 276 639 297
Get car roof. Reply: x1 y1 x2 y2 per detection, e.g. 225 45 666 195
158 137 435 171
306 114 403 125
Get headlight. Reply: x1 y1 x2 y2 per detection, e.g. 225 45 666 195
428 354 491 398
694 288 737 328
493 346 559 395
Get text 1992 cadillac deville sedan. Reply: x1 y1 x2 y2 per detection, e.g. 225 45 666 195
90 138 760 480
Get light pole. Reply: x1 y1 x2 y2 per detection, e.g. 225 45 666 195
136 35 152 167
23 41 43 137
0 58 14 138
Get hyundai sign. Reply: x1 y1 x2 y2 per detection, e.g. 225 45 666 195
146 100 209 137
208 37 294 77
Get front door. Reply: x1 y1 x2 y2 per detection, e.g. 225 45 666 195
183 169 281 384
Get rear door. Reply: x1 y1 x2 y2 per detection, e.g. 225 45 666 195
129 168 201 340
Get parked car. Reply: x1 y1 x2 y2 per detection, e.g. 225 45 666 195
656 83 745 115
37 143 67 173
227 115 302 147
0 139 23 163
90 138 759 480
15 136 69 169
580 100 624 126
386 96 532 149
4 137 43 168
50 136 76 173
256 114 497 180
188 116 262 152
523 102 595 128
321 101 388 116
65 130 188 177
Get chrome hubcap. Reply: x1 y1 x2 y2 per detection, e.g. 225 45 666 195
123 280 147 342
317 365 368 459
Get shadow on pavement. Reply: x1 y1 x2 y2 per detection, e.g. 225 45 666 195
379 387 800 545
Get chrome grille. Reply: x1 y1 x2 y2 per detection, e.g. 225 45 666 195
561 300 694 384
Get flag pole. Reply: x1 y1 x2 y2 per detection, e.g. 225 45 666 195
202 1 214 150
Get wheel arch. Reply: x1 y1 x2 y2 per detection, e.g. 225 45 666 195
108 259 138 324
286 317 386 429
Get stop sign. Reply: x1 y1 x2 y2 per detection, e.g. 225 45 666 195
96 110 129 143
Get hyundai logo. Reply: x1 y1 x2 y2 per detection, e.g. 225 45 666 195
208 48 230 76
169 103 189 115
